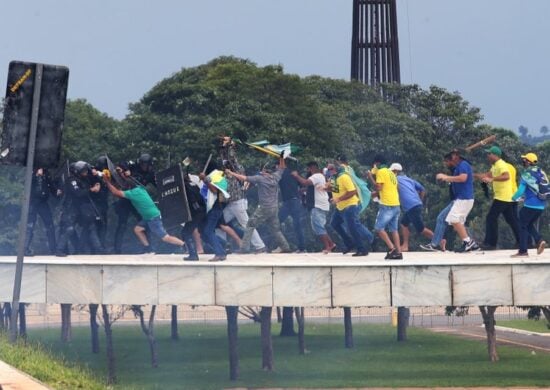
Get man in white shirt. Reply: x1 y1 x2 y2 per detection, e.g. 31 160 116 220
292 161 336 253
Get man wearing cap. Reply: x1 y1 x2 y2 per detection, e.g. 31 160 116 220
369 155 402 259
510 152 547 257
435 150 480 252
475 146 520 250
390 163 434 251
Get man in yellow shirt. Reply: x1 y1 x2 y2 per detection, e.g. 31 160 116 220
369 155 402 260
475 146 520 249
329 156 373 256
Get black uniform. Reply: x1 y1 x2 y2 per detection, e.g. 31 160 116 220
24 169 56 255
56 165 104 255
180 176 206 260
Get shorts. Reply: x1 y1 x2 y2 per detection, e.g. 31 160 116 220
310 207 329 235
138 216 168 239
374 205 400 232
401 205 425 233
445 199 474 225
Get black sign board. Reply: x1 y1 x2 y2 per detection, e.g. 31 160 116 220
1 61 69 167
156 165 192 231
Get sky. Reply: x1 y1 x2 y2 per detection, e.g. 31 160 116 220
2 0 549 134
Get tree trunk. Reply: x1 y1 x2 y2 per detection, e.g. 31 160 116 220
18 304 26 340
479 306 499 362
3 303 12 331
397 307 410 342
171 305 179 341
260 307 273 371
279 306 296 336
89 304 100 353
0 304 5 331
541 306 550 325
60 304 72 342
343 307 354 348
101 305 117 384
132 305 159 368
294 307 306 355
225 306 239 381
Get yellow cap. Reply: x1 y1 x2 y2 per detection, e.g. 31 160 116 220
521 152 538 164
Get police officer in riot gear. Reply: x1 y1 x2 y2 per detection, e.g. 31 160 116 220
56 161 105 256
24 167 57 255
91 155 110 248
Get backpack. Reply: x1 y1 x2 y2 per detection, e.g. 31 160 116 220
525 168 550 200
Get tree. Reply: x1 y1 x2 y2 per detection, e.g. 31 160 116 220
540 125 549 137
131 305 159 368
518 125 529 140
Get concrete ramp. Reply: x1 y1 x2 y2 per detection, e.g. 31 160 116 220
0 251 548 307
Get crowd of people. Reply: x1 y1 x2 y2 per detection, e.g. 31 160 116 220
23 139 548 261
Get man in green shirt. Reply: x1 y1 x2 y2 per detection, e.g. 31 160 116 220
103 173 185 254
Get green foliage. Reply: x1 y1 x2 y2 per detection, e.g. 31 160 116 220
62 98 127 163
0 56 539 252
0 333 107 390
19 323 550 389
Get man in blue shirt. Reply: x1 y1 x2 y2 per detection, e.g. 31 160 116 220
435 150 480 252
390 163 433 252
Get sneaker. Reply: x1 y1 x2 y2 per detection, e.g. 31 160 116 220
55 252 68 257
352 251 368 257
455 239 480 253
537 240 546 255
384 248 403 260
253 247 267 254
184 255 199 261
419 243 441 252
510 252 529 258
271 247 291 254
208 255 226 262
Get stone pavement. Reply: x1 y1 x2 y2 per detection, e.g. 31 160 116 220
0 360 51 390
430 324 550 353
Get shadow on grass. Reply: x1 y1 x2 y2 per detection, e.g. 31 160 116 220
22 323 550 389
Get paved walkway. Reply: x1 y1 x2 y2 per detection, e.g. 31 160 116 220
430 324 550 353
0 360 51 390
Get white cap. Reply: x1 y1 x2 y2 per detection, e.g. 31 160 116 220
390 163 403 172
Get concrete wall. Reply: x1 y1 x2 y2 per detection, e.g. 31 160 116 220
1 252 549 307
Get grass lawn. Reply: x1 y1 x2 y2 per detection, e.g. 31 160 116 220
0 334 105 389
498 319 550 333
6 322 549 389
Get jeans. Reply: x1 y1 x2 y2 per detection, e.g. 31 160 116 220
331 204 373 252
374 205 400 232
201 207 226 256
518 206 543 253
310 207 329 235
279 198 306 251
431 202 453 246
484 199 520 247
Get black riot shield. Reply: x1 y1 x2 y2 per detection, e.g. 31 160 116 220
105 155 134 190
1 61 69 168
156 165 192 231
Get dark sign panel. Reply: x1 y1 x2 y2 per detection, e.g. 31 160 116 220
1 61 69 167
156 165 192 231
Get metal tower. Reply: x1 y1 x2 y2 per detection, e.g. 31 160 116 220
351 0 401 85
